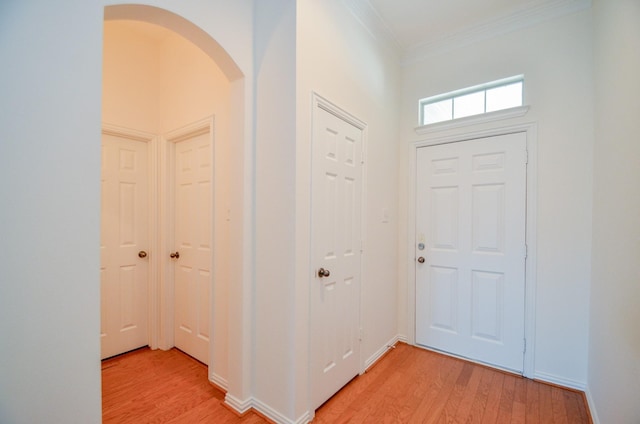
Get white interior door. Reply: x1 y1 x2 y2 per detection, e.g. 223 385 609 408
172 130 212 365
415 132 527 372
310 101 363 411
100 131 149 360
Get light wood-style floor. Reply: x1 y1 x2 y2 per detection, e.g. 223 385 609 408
102 348 265 423
102 343 591 423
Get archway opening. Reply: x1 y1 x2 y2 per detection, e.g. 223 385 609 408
100 6 247 417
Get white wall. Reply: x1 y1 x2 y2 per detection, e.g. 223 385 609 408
588 1 640 422
0 2 103 423
252 0 299 420
0 2 254 422
250 0 402 421
398 9 594 387
103 19 233 385
296 0 401 418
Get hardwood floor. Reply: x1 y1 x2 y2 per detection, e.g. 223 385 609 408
313 344 591 423
102 348 266 423
102 343 591 423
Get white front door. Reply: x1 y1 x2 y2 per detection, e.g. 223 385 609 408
415 132 527 372
310 100 364 411
172 129 212 365
100 131 149 360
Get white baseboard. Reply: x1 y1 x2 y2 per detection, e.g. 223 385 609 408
252 398 297 424
533 371 586 391
584 386 600 424
292 411 313 424
223 334 407 424
364 334 401 370
209 372 228 391
225 394 312 424
224 393 253 415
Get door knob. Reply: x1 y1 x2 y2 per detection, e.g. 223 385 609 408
138 250 147 259
417 256 425 263
317 268 331 278
170 251 180 259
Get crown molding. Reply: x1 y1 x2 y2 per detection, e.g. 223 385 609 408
402 0 592 66
341 0 403 53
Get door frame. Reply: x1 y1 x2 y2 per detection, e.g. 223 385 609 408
159 116 216 368
309 93 368 410
407 121 538 378
101 123 161 352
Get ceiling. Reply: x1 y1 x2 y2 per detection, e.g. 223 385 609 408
366 0 573 50
109 0 588 61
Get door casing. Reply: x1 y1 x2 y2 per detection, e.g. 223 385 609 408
407 122 538 378
309 93 367 412
165 118 215 366
159 117 216 370
100 118 216 370
101 123 160 354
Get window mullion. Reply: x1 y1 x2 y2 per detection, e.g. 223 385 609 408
483 90 487 114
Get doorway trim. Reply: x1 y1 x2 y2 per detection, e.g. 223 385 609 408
309 92 368 414
407 121 538 378
159 116 216 368
101 123 161 352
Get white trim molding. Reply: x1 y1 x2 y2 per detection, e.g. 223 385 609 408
209 372 228 392
101 123 160 352
310 92 368 415
584 387 601 424
534 371 586 391
224 395 313 424
161 116 217 367
224 394 253 415
415 106 530 136
341 0 402 52
364 335 401 370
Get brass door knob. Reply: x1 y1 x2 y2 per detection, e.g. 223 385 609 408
138 250 147 258
170 251 180 259
317 268 331 278
417 257 425 263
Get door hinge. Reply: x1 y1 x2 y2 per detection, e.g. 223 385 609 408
523 338 527 353
524 243 528 259
359 327 364 341
525 149 529 164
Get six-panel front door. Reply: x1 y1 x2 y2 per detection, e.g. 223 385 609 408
172 130 212 365
100 131 149 360
310 102 363 411
415 133 527 372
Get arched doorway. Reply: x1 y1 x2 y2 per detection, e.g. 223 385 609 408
101 4 248 398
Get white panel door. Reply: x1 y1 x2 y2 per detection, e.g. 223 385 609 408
415 133 527 372
100 132 149 360
172 131 212 365
310 103 363 411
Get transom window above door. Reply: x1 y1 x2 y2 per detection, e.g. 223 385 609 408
419 75 524 126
